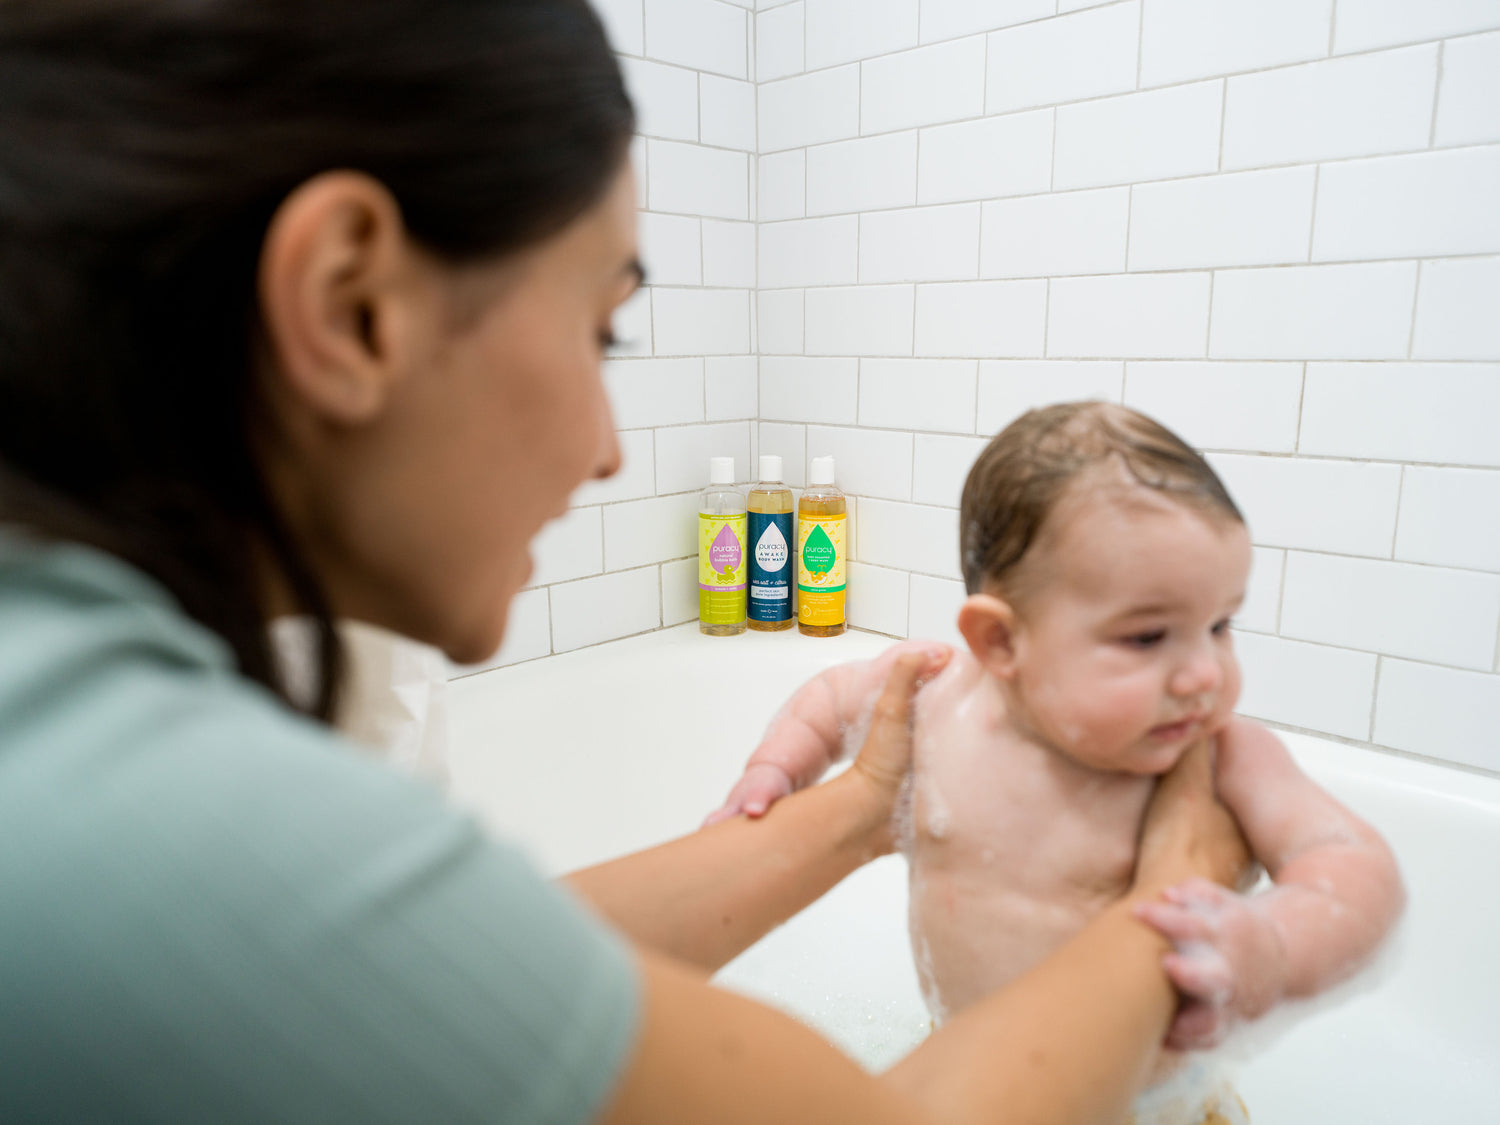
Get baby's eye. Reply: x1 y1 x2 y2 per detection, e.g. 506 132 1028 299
1122 630 1166 649
1211 618 1233 637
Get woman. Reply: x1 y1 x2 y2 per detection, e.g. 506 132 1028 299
0 2 1248 1122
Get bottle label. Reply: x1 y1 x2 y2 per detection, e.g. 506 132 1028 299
747 512 793 622
699 513 748 624
798 513 847 627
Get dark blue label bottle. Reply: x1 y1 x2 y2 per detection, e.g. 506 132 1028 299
747 512 793 622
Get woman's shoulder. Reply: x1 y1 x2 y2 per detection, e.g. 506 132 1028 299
0 527 451 885
0 531 641 1125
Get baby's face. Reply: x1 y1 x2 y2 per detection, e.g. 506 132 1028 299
1003 489 1250 775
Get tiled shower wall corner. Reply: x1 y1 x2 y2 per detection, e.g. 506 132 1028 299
473 0 761 669
478 0 1500 777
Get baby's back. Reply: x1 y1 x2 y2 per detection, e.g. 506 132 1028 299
908 652 1155 1020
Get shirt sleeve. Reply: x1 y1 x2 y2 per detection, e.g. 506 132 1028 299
0 654 640 1125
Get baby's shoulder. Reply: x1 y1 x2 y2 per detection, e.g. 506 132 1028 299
913 650 1000 727
1214 716 1296 782
1213 716 1328 827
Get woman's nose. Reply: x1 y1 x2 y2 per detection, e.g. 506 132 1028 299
593 393 622 482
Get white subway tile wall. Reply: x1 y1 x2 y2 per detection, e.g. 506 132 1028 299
454 0 762 671
478 0 1500 778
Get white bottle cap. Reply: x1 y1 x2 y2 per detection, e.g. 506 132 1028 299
809 456 836 486
759 454 783 482
709 456 736 485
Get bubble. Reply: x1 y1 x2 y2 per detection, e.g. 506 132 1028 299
915 772 953 841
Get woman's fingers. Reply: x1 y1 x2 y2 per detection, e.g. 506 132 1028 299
851 649 942 797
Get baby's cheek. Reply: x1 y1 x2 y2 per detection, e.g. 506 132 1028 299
1081 686 1159 756
1219 649 1244 712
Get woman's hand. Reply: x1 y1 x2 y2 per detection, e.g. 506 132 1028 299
843 648 949 856
705 641 952 827
1133 737 1251 899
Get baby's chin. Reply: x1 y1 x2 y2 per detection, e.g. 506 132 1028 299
1064 736 1197 777
1106 715 1236 775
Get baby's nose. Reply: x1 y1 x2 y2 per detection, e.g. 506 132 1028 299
1172 650 1223 697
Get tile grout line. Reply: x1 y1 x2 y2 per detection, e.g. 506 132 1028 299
1135 0 1145 88
1493 601 1500 673
1273 549 1289 633
1406 260 1423 358
756 140 1500 209
1389 466 1406 559
1367 656 1383 742
690 24 1487 97
609 416 1500 481
1041 277 1052 357
1305 164 1321 261
1215 78 1227 172
1428 40 1445 147
1294 361 1308 452
1047 107 1057 191
1203 270 1215 357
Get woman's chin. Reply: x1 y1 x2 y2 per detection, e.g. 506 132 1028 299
456 621 508 668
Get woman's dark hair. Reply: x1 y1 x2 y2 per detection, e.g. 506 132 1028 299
960 402 1245 598
0 0 635 719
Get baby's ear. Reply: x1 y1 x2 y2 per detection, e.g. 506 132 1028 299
957 594 1020 679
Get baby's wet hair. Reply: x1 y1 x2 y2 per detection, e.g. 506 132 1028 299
960 402 1244 597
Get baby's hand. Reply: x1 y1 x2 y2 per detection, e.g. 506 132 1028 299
703 762 794 825
1135 878 1288 1051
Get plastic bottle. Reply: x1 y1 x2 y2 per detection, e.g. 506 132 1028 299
698 456 747 636
797 456 846 637
747 455 795 632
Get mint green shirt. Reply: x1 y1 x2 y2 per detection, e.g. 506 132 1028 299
0 531 639 1123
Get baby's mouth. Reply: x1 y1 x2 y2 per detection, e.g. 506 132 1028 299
1149 715 1204 741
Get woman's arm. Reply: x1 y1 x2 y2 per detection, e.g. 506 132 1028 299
703 640 950 825
566 650 942 971
1135 718 1404 1048
595 739 1249 1125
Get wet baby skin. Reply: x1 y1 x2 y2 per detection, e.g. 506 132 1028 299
710 485 1405 1084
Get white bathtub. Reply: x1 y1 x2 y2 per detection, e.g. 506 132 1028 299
448 624 1500 1122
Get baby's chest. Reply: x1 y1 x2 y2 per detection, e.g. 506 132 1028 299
912 759 1146 904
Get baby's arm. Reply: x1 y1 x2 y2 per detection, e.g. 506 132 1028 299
1136 717 1405 1048
703 640 951 826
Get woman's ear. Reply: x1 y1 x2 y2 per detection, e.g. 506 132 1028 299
957 593 1021 680
257 170 423 427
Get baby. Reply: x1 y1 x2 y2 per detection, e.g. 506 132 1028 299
708 403 1404 1125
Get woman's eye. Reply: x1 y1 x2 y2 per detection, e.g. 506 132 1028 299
1211 618 1233 637
597 329 620 351
1123 630 1166 649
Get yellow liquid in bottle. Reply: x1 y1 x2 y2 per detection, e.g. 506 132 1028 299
747 484 795 632
797 489 847 637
